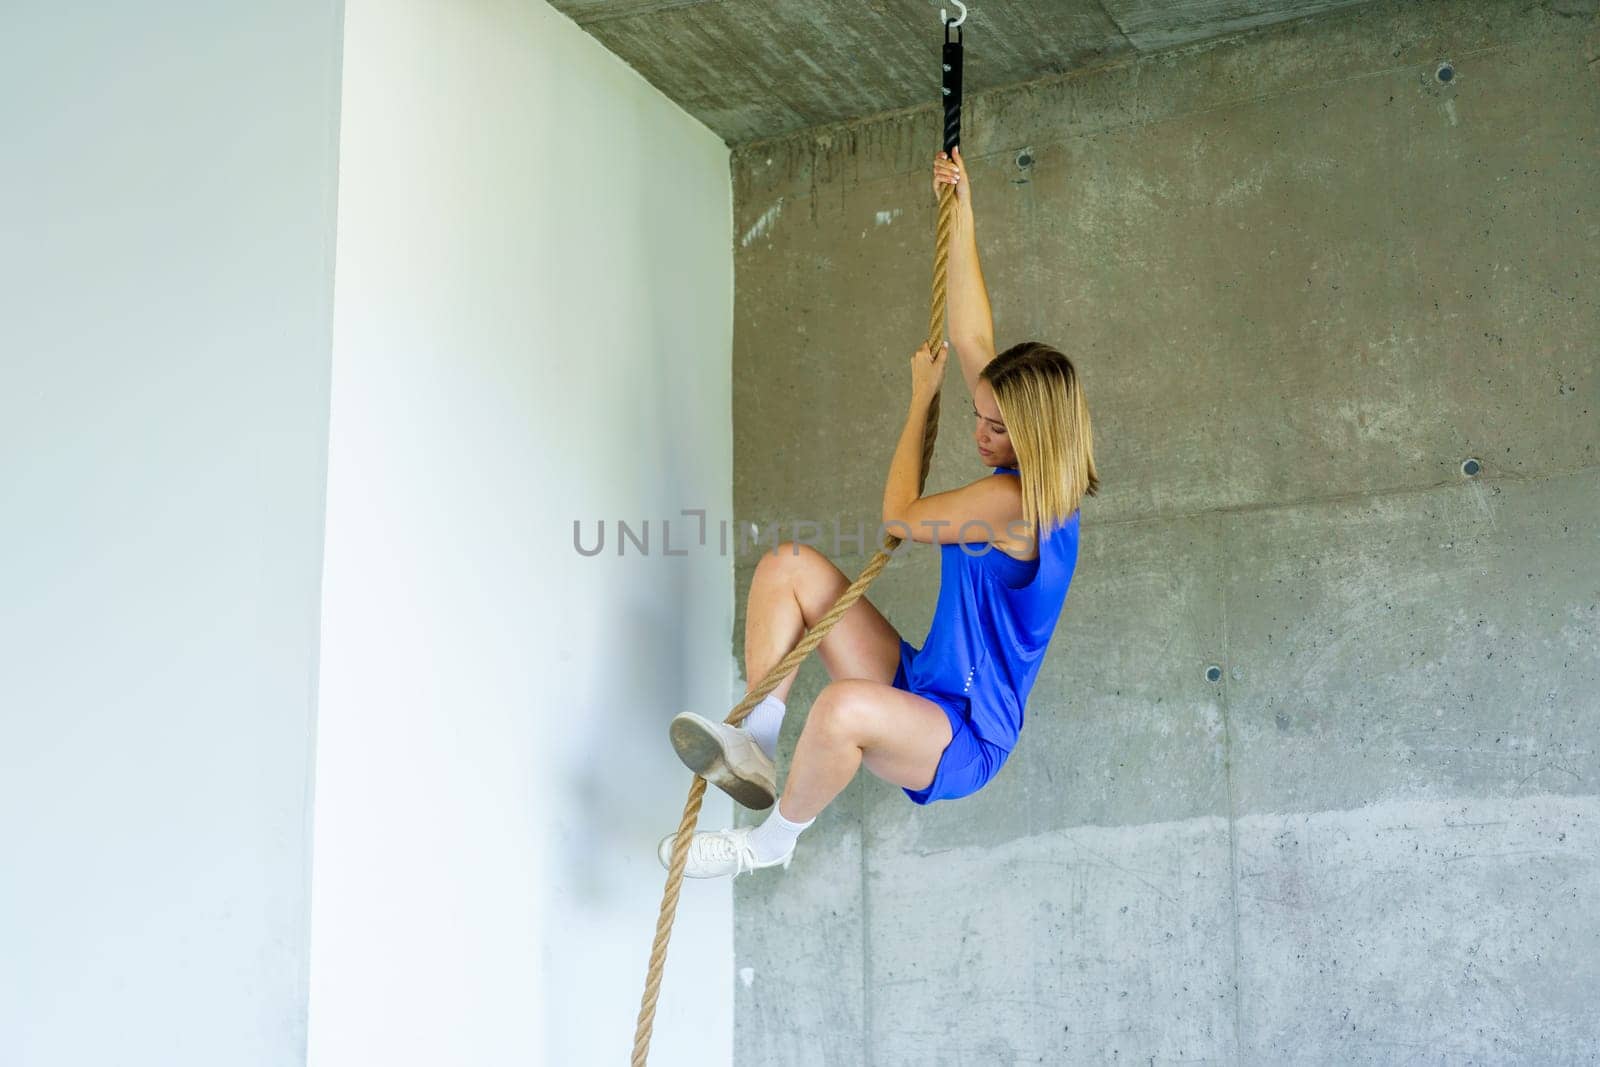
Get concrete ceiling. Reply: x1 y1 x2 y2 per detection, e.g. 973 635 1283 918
546 0 1379 145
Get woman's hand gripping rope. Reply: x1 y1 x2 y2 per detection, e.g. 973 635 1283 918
911 340 950 407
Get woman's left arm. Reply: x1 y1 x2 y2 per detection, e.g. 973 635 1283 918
883 341 1022 545
885 471 1024 546
883 341 947 527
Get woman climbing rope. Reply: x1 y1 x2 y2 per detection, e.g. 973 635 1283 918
659 146 1099 879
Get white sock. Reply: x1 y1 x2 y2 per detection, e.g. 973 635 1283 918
742 693 786 760
748 802 813 864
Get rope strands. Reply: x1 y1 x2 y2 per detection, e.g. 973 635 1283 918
630 18 965 1065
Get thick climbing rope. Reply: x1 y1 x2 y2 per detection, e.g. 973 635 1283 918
630 15 965 1065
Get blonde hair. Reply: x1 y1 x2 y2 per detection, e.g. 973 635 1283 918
979 341 1099 533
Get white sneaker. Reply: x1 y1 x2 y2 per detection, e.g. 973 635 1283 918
656 826 794 879
669 711 777 810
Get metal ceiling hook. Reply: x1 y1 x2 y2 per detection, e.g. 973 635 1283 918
942 0 967 29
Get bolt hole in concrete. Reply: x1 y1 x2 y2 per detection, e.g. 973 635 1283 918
1462 457 1482 477
1205 665 1223 683
1016 149 1033 168
1436 61 1456 83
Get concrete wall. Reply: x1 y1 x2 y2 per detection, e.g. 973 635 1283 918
306 2 734 1065
0 4 343 1065
727 1 1599 1062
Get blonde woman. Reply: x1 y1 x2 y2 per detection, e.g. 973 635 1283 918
660 146 1099 878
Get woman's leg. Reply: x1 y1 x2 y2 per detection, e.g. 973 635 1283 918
668 542 901 811
777 679 954 822
743 542 901 701
660 548 947 877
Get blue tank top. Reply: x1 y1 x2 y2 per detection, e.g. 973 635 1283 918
903 467 1081 751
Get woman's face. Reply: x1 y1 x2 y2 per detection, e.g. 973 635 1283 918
972 380 1017 468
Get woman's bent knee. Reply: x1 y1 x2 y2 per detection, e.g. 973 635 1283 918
808 681 875 741
763 541 825 567
758 542 840 591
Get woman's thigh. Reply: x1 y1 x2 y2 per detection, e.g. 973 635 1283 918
811 679 955 792
769 544 903 686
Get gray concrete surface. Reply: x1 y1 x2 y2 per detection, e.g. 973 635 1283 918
726 1 1600 1062
544 0 1380 144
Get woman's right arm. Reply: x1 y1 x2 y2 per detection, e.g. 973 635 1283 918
934 146 996 395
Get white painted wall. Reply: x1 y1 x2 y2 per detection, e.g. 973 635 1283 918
0 4 343 1066
307 2 735 1065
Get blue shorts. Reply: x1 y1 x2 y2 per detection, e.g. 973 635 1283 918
891 639 1010 805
